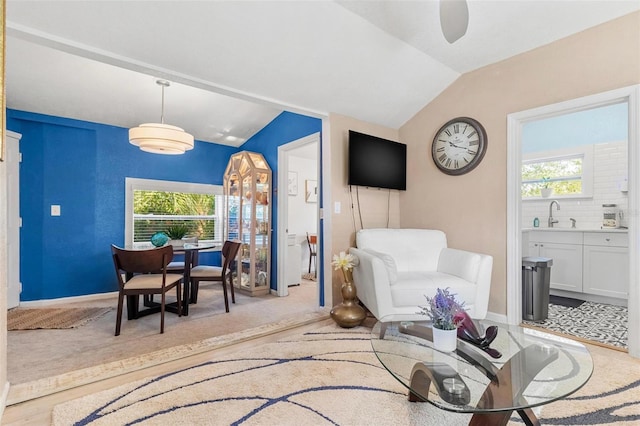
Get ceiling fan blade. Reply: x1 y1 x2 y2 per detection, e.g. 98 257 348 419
440 0 469 44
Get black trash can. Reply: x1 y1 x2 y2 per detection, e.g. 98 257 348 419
522 257 553 321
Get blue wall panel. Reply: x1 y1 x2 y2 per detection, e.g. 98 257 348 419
8 109 232 300
240 111 322 290
7 109 320 301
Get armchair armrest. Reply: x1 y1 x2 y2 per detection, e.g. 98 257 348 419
438 248 493 319
349 247 395 320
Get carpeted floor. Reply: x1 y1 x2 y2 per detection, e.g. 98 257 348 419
52 323 640 425
7 307 112 330
8 280 323 404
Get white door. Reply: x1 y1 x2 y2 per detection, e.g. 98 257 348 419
7 131 22 309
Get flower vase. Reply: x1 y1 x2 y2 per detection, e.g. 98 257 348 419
432 327 457 352
541 188 553 198
330 269 366 328
169 239 184 248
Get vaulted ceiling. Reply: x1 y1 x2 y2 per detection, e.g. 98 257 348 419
6 1 640 146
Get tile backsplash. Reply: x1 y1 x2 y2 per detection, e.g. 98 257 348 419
522 141 628 230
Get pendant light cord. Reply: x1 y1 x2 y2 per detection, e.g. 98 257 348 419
160 84 165 124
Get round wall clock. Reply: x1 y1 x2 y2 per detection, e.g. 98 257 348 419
432 117 487 175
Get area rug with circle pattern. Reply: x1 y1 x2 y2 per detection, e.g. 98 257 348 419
52 323 640 425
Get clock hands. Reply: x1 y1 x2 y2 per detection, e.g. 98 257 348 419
448 141 467 149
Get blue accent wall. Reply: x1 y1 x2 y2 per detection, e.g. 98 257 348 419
8 109 321 302
8 109 234 301
240 112 322 292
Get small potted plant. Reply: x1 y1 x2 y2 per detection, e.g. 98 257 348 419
540 177 553 198
418 287 465 352
165 223 192 247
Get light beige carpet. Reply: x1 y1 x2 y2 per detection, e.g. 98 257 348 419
8 281 323 404
7 307 112 330
52 324 640 425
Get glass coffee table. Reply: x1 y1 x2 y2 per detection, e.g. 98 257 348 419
371 316 593 425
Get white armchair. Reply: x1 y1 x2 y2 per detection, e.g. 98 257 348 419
350 228 493 323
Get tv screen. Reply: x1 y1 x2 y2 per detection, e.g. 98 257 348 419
348 130 407 190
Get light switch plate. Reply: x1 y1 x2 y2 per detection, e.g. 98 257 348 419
51 205 61 216
334 201 341 214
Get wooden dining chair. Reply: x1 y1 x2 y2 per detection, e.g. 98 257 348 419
307 233 318 276
189 240 242 312
111 244 183 336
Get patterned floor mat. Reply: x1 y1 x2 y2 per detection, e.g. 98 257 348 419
522 301 628 349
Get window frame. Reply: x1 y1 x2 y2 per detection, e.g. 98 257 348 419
521 145 594 201
125 177 224 248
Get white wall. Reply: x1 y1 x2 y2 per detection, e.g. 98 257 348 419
0 135 9 414
288 155 318 273
522 141 628 229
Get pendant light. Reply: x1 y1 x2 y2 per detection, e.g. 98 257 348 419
129 79 194 155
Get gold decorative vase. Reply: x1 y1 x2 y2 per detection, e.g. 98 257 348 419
330 269 366 328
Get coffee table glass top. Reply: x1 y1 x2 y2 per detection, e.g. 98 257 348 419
371 316 593 413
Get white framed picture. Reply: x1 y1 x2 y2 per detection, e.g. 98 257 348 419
288 171 298 195
305 179 317 203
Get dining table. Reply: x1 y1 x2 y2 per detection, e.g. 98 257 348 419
125 242 218 319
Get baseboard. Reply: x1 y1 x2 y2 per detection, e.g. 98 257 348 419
18 292 119 308
0 381 10 420
485 311 508 324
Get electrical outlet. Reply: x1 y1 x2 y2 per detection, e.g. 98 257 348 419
51 205 61 216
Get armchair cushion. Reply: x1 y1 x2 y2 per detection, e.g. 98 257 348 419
438 248 482 283
356 228 446 272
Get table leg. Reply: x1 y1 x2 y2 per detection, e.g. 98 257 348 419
126 295 139 320
182 250 191 315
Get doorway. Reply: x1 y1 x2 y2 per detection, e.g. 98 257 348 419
507 85 640 358
276 133 321 303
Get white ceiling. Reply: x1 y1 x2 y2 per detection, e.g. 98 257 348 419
6 1 640 147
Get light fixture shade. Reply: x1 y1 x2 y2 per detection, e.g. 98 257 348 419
129 123 194 155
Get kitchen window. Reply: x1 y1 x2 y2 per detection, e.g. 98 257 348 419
522 146 594 199
125 178 224 247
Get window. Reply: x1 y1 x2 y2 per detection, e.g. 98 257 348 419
522 147 593 199
125 178 224 247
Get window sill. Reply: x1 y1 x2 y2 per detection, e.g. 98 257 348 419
522 194 593 202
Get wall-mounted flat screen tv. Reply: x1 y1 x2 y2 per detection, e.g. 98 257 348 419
348 130 407 190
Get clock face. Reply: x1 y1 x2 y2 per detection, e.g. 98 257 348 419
432 117 487 175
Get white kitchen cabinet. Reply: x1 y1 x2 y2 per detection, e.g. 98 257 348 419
583 232 628 299
529 241 583 292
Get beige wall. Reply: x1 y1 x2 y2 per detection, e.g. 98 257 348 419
399 12 640 315
328 113 399 306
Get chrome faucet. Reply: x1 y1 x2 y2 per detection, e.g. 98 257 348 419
548 200 560 227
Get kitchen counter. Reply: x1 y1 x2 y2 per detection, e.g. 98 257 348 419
522 227 628 233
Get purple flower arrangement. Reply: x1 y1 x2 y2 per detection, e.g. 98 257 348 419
418 287 466 330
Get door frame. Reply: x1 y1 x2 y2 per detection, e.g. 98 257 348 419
7 131 22 309
276 132 321 300
506 85 639 357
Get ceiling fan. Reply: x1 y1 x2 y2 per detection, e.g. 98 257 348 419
440 0 469 44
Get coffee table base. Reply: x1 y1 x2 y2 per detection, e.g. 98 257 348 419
406 339 557 426
409 382 539 426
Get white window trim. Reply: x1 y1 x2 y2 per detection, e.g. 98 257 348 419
125 177 223 248
522 145 594 201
